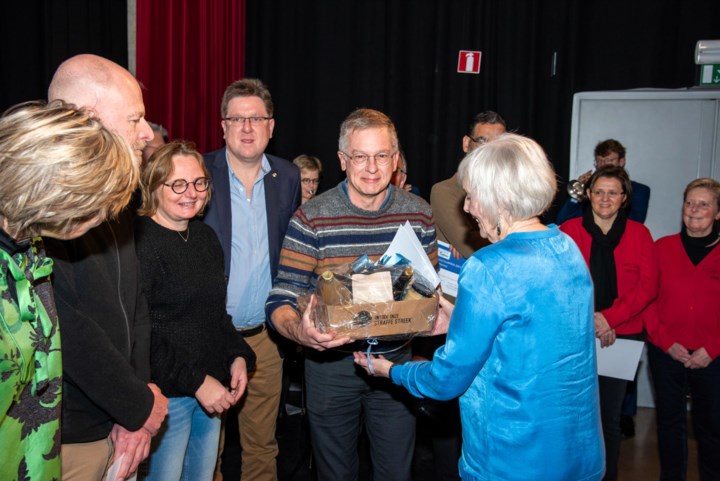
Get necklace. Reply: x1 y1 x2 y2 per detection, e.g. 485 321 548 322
177 226 190 242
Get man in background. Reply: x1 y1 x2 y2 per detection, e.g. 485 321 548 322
430 111 506 259
46 54 168 481
556 138 651 225
391 149 421 196
142 121 168 163
203 78 301 481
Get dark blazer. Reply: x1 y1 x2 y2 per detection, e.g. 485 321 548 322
203 148 301 279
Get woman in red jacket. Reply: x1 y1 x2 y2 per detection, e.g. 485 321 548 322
645 177 720 481
560 165 657 481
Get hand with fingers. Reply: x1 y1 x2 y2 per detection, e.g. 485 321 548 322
594 312 616 348
110 424 152 481
196 375 235 414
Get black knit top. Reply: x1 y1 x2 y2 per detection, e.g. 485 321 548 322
134 217 256 398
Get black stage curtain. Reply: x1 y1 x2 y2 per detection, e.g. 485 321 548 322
245 0 720 219
1 1 718 221
0 1 127 111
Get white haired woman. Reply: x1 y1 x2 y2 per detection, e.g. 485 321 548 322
0 100 138 480
355 133 604 480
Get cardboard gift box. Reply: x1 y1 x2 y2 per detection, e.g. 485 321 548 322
301 290 439 340
321 295 438 339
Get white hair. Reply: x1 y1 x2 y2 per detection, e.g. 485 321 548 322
457 133 557 223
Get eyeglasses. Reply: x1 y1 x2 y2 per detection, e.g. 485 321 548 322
468 135 489 145
590 189 624 198
163 178 212 194
341 151 396 166
222 116 272 126
594 155 621 167
684 200 712 210
301 178 320 186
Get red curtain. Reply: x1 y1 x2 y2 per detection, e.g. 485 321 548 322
136 0 245 153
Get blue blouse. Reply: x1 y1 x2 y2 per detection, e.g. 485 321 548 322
393 226 604 480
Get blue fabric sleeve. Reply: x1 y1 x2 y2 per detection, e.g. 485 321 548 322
393 256 502 400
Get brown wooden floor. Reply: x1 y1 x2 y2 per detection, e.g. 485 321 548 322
618 407 699 481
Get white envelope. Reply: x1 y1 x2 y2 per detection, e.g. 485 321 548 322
382 221 440 288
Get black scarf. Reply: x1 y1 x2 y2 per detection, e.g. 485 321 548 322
681 225 719 266
582 208 627 311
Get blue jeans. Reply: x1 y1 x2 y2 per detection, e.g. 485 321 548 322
142 396 221 481
648 343 720 481
305 347 415 481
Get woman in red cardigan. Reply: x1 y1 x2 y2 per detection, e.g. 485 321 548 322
645 177 720 481
560 166 657 481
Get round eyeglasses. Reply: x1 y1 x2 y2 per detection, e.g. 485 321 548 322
163 178 212 194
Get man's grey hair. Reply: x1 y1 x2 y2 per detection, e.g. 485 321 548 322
148 122 168 142
338 108 398 153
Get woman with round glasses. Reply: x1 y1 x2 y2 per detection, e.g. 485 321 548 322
645 178 720 480
293 154 322 205
136 141 255 481
561 165 658 481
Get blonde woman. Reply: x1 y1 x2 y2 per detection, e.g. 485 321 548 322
0 100 138 480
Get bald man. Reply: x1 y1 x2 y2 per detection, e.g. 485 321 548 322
44 54 167 481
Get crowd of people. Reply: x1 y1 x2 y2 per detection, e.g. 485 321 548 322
0 52 718 481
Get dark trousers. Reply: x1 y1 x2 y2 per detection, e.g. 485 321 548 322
304 348 415 481
648 343 720 481
599 374 628 481
428 399 462 481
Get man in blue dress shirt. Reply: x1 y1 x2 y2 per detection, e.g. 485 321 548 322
203 78 301 481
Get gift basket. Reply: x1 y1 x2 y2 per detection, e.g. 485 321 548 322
303 254 439 340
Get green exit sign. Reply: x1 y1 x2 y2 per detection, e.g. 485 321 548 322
700 64 720 86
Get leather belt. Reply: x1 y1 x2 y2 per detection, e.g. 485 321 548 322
238 323 265 338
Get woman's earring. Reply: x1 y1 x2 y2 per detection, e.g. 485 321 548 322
496 220 502 236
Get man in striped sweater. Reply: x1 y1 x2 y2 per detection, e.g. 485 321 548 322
266 108 437 481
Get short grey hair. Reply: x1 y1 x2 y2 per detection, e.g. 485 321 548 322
148 122 168 141
338 108 398 153
457 133 557 222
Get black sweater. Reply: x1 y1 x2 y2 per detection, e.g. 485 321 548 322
134 217 256 397
46 212 154 444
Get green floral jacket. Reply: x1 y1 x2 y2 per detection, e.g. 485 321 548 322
0 236 61 481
